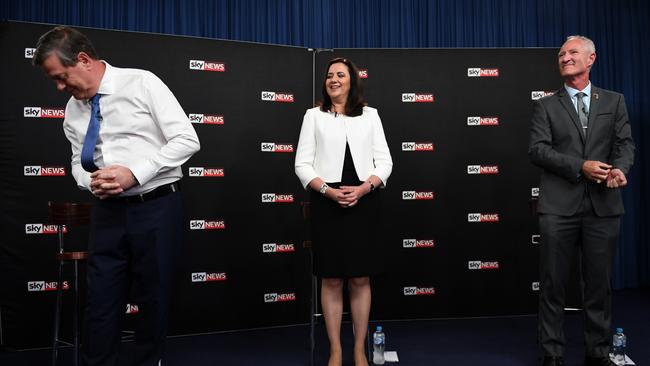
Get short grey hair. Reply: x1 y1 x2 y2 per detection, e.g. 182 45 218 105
565 35 596 54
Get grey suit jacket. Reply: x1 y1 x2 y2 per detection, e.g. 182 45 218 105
528 86 635 216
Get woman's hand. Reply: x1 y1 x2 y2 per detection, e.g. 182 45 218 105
337 183 371 208
323 187 348 208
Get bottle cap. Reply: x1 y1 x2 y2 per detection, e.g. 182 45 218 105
376 325 382 332
616 327 623 333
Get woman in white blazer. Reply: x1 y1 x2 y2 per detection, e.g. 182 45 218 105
295 58 392 366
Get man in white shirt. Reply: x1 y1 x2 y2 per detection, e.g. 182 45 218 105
34 26 200 366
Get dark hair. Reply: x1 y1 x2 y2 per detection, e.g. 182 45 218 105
33 26 99 67
320 58 366 117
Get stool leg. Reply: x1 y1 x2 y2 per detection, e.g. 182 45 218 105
73 260 79 366
51 260 64 366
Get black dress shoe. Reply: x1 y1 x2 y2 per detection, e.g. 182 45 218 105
543 356 565 366
584 356 616 366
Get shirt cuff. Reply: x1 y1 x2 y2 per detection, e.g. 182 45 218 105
128 159 156 186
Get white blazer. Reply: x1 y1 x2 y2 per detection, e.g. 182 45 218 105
295 106 393 189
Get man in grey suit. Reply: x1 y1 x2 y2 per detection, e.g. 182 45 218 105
529 35 635 366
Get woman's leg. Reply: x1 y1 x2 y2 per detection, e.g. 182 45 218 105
349 276 371 366
321 277 344 366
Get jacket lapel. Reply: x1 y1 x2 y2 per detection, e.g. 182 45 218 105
556 88 585 145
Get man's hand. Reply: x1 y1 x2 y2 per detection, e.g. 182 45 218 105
582 160 612 183
89 165 138 198
606 168 628 188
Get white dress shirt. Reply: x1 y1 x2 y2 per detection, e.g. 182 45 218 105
295 106 393 189
565 81 592 113
63 62 200 195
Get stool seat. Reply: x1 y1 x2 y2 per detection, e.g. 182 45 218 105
49 202 92 225
56 251 89 261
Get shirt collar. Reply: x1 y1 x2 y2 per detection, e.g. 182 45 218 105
95 61 115 96
564 82 591 99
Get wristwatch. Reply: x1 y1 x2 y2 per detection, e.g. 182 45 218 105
319 183 329 195
367 181 376 191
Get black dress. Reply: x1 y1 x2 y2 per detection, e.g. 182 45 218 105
310 142 383 278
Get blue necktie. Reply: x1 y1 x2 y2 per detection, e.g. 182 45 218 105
81 94 101 172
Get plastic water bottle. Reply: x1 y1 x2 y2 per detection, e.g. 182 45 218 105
612 327 626 366
372 325 385 365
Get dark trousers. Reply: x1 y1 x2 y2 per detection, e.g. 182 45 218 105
83 192 183 366
538 195 620 357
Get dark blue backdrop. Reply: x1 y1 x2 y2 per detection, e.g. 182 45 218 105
1 0 647 288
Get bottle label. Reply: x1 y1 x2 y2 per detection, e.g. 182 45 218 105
374 335 384 345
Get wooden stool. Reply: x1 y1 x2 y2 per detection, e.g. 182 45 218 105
49 202 92 366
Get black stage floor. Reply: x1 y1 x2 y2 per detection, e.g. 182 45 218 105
1 289 648 366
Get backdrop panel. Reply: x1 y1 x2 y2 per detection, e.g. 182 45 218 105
0 21 312 349
315 49 565 319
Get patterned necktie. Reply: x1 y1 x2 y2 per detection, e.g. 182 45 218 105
81 94 101 172
575 92 588 136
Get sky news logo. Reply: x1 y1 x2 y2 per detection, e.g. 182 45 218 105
531 234 540 244
25 47 36 58
24 166 66 176
468 260 500 270
261 193 294 203
262 243 296 253
24 107 65 118
126 304 139 314
401 142 434 151
402 239 435 248
467 116 499 126
264 292 297 303
403 286 435 296
467 68 499 77
467 165 499 175
531 91 555 100
402 191 434 200
261 91 294 103
467 213 500 222
25 224 67 235
189 220 226 230
191 272 227 282
189 60 226 72
358 69 368 78
188 113 224 124
532 282 540 291
27 281 69 292
402 93 434 103
188 167 224 177
261 142 294 153
531 187 539 197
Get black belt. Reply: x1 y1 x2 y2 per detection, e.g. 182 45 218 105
104 182 180 204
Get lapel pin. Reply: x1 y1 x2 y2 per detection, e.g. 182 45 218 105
593 92 599 100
